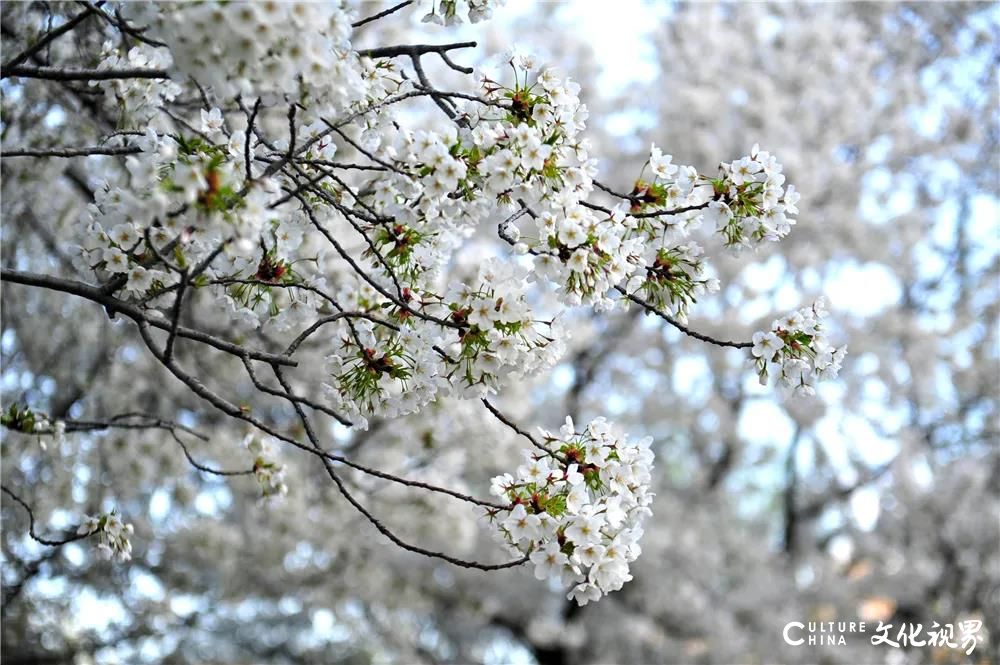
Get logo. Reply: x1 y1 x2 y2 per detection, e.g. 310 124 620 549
782 621 865 646
782 619 985 655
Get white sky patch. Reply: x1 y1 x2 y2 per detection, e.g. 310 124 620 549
825 261 902 317
556 0 663 92
850 487 881 531
738 400 795 445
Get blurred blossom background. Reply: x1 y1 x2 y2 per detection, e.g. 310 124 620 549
1 1 998 664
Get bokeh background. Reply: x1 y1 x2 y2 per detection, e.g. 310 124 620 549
1 2 998 664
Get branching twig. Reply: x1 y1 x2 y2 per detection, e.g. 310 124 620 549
272 367 519 569
1 486 90 547
616 287 753 349
0 269 297 366
2 5 96 70
359 41 476 65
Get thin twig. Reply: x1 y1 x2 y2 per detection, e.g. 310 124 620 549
352 0 414 28
617 287 752 349
163 270 188 363
481 399 554 456
2 5 97 70
1 486 90 547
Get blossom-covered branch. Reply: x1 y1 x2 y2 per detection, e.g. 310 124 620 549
0 0 847 603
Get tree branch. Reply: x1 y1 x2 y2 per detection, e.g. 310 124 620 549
2 5 97 70
0 269 296 366
1 486 90 547
352 0 415 29
616 287 753 349
2 145 142 158
2 64 169 81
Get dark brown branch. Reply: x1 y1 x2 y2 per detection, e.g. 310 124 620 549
239 353 354 427
239 96 261 182
616 287 753 349
409 53 461 120
2 64 169 81
315 456 526 570
272 367 519 569
1 486 90 547
2 6 97 70
352 0 414 28
33 413 253 477
161 270 188 363
83 2 169 48
119 319 503 515
0 269 297 366
580 198 711 220
2 145 142 158
293 196 464 331
326 124 410 176
359 41 476 63
481 398 558 458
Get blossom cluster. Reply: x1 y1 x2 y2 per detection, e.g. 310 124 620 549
74 127 287 311
458 62 798 318
360 56 594 291
93 42 181 126
421 0 505 25
244 435 288 500
323 259 565 426
324 319 444 423
704 144 800 251
485 417 654 605
77 511 134 562
473 57 624 308
751 298 847 395
124 2 364 117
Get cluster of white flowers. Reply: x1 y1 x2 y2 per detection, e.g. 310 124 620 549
323 259 564 427
93 41 181 126
485 417 654 605
751 298 848 396
354 57 796 327
528 202 648 309
453 66 795 318
633 143 706 216
473 60 593 209
125 2 364 117
0 0 867 622
244 435 288 500
324 319 445 424
420 0 505 25
358 56 594 289
504 138 798 315
74 126 284 306
627 241 721 323
473 57 626 308
77 511 134 562
704 144 800 251
515 133 721 316
442 260 565 393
